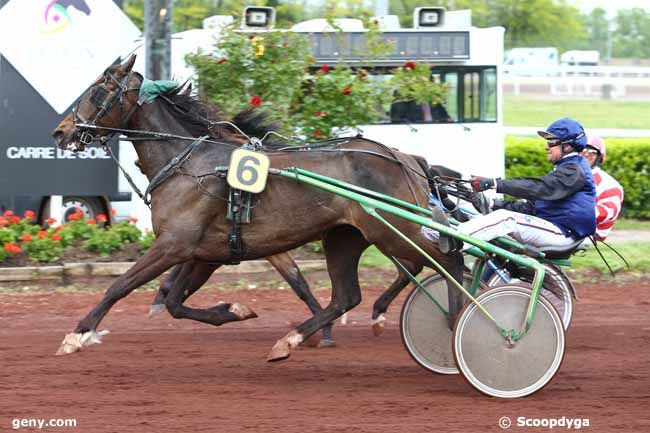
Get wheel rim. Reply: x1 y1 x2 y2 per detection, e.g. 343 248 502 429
400 273 479 375
453 286 565 398
486 264 573 331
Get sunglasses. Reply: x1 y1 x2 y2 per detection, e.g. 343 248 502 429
545 139 562 148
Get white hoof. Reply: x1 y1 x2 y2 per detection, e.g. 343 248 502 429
55 330 109 356
371 314 386 337
267 330 303 362
229 302 257 320
149 304 166 317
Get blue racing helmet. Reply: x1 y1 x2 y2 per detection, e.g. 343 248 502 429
537 117 587 151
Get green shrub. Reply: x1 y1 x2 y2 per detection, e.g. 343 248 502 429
0 246 8 262
505 137 650 219
84 230 124 256
0 228 17 245
111 221 142 243
138 231 155 252
23 237 64 262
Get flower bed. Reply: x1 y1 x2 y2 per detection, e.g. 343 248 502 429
0 209 154 267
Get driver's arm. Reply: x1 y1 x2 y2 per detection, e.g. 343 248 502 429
495 163 586 202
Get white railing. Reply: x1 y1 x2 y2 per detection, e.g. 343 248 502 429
502 64 650 79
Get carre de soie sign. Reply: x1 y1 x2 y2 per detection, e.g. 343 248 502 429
0 0 140 114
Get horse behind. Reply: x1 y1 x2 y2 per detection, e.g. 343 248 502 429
51 54 464 361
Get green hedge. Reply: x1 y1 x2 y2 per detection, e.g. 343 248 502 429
505 137 650 219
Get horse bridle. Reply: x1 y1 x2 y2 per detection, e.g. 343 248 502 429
71 69 143 146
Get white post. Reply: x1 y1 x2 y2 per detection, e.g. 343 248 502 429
49 195 63 227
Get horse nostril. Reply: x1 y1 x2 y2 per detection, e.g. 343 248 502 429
52 129 64 144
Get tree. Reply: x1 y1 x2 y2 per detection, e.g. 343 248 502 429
612 8 650 59
484 0 585 51
581 8 609 58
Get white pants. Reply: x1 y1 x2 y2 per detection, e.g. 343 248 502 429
455 209 576 249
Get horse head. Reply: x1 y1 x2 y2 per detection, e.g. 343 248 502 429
53 54 141 152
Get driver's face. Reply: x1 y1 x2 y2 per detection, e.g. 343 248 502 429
545 141 563 163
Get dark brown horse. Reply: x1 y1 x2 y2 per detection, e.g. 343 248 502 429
52 55 464 361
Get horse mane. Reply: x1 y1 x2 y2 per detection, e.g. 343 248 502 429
159 90 282 146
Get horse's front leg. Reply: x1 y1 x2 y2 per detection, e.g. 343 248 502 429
163 261 257 326
56 237 186 355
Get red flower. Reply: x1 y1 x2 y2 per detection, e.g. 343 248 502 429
9 216 21 224
37 230 48 239
0 217 7 227
46 217 57 225
53 226 62 232
342 86 352 96
24 210 36 220
250 95 262 107
248 34 257 40
51 234 62 242
3 210 14 217
404 60 417 70
97 214 107 223
3 242 21 254
217 58 227 65
129 217 139 224
20 234 33 242
87 218 97 225
68 213 82 221
109 209 117 216
314 129 323 138
321 64 331 72
315 111 327 118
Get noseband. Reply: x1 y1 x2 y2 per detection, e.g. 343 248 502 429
72 70 142 145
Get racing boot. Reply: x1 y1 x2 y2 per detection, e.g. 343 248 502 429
429 206 463 254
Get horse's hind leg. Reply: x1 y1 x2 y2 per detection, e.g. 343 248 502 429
371 258 423 336
267 226 368 362
266 252 334 346
163 261 257 326
56 237 185 355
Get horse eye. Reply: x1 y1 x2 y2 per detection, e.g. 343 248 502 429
90 87 109 106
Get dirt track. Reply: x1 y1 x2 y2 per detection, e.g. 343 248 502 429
1 270 650 432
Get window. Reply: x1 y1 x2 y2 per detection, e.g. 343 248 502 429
381 66 497 125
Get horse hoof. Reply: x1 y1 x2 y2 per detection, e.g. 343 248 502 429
54 330 109 356
317 339 336 348
267 330 303 362
149 304 166 317
229 303 258 321
371 314 386 337
55 333 83 355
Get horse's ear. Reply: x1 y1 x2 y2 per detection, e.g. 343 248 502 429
121 54 137 73
181 83 192 96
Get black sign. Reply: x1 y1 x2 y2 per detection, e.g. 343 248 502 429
307 31 470 64
0 0 121 196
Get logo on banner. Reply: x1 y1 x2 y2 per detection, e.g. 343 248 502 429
44 0 92 34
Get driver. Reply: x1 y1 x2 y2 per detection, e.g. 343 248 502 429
455 117 596 249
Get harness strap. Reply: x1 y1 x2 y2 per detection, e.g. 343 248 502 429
142 136 209 206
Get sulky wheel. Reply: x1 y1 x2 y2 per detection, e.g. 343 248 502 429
400 273 483 375
453 285 565 398
486 264 574 331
